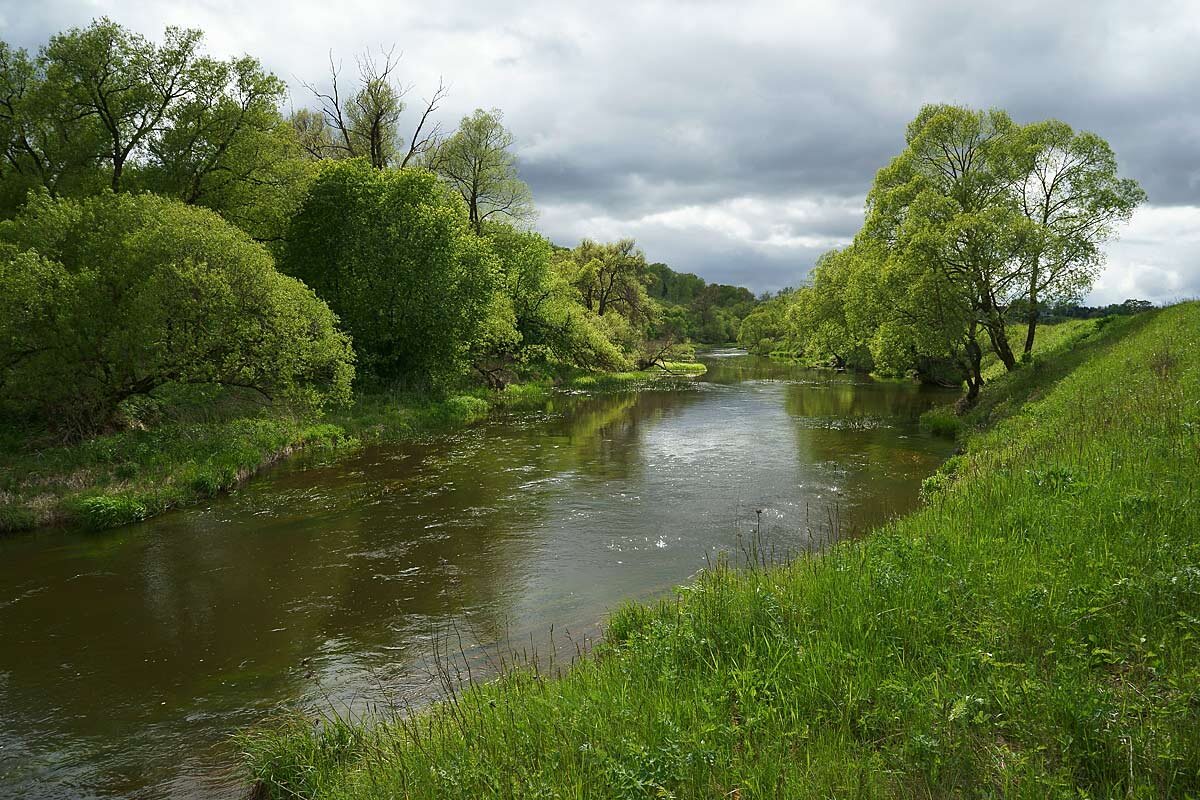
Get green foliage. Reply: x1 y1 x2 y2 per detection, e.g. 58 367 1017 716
473 224 626 380
431 109 533 234
0 19 307 242
244 302 1200 799
648 262 757 344
734 291 789 355
774 105 1141 402
919 407 961 439
0 191 353 436
282 159 499 386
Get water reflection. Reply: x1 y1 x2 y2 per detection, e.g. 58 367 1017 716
0 352 956 798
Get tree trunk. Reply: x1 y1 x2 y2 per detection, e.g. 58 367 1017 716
981 305 1017 372
1023 275 1039 356
111 156 124 192
963 337 984 405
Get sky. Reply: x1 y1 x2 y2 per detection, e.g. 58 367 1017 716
4 0 1200 304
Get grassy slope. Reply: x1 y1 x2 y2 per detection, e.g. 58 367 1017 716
0 363 705 534
244 304 1200 799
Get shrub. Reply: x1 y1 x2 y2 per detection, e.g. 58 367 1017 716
0 192 354 437
919 406 962 439
282 160 499 386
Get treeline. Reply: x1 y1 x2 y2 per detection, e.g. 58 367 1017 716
646 263 757 344
739 105 1144 402
0 20 752 439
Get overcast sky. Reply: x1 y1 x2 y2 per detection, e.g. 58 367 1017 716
4 0 1199 303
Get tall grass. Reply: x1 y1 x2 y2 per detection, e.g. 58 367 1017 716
243 303 1200 798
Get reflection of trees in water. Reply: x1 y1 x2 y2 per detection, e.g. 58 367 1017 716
779 374 957 537
307 388 708 653
784 378 948 421
0 387 704 795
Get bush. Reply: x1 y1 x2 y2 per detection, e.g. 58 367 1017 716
0 192 354 437
919 405 962 438
282 160 499 386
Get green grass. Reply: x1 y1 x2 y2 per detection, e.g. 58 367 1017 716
0 362 706 534
0 417 355 533
559 362 707 391
980 318 1095 381
920 317 1108 439
243 303 1200 799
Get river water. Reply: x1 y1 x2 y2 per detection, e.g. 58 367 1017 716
0 351 956 798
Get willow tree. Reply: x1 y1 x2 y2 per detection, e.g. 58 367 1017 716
430 109 533 234
281 159 500 386
864 105 1031 373
1009 121 1144 354
0 20 306 242
0 192 353 435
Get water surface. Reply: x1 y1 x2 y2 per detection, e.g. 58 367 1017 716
0 351 956 798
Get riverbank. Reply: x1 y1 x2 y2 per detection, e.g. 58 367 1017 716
244 302 1200 797
0 362 706 534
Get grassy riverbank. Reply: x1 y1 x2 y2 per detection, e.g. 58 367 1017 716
244 302 1200 798
0 362 705 534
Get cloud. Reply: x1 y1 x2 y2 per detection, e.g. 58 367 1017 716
1092 205 1200 305
4 0 1199 298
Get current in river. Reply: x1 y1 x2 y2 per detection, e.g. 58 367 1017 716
0 350 957 798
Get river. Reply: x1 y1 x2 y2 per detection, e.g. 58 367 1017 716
0 351 956 798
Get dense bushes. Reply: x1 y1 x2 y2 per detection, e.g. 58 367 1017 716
0 192 354 437
282 160 501 386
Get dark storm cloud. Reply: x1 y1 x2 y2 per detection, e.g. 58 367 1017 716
4 0 1199 297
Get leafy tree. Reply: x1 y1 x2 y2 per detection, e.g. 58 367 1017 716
736 290 793 355
473 224 625 383
430 109 533 234
563 238 653 322
784 248 875 370
864 104 1029 373
1009 121 1145 353
281 159 499 386
646 262 706 305
0 191 353 436
0 20 308 242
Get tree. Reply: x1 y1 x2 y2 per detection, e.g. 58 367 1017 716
564 238 653 321
0 20 308 243
39 20 201 193
865 104 1030 373
1009 121 1144 354
0 191 353 436
430 109 533 234
281 159 500 386
736 290 792 355
785 248 875 370
298 48 446 170
470 224 625 383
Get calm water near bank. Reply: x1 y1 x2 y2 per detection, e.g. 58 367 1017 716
0 351 955 798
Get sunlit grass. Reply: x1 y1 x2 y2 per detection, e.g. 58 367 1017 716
243 303 1200 798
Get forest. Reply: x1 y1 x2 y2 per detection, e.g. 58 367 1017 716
0 19 758 444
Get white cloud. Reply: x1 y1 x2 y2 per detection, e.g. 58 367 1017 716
1092 205 1200 305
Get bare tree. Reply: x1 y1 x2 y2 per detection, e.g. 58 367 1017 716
298 47 447 169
